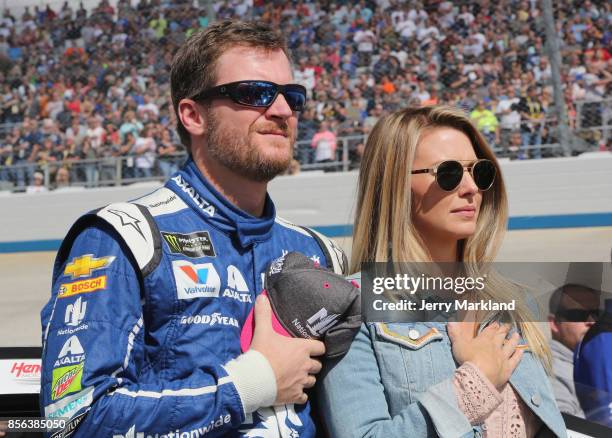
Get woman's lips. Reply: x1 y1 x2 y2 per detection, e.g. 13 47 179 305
451 206 476 218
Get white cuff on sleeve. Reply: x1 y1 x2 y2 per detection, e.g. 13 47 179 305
224 350 277 414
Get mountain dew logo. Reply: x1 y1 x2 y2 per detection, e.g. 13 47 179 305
51 362 84 400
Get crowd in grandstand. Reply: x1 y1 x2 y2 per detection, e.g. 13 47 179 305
0 0 610 190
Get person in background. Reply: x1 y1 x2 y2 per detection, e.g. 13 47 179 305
311 119 337 168
574 280 612 427
547 283 601 417
26 170 47 194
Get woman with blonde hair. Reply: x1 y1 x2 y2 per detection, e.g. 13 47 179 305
317 105 566 437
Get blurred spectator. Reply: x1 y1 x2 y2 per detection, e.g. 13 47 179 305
470 98 500 148
548 284 601 418
54 166 70 189
311 120 337 166
134 124 156 178
517 86 545 159
26 171 47 193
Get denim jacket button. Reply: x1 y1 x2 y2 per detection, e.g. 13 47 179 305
531 394 541 407
481 424 487 431
408 329 420 340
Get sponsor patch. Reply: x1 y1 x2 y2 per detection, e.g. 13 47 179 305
171 174 216 217
51 362 84 400
180 313 239 327
50 409 89 438
59 275 107 298
172 260 220 299
65 296 87 326
45 387 94 418
222 265 252 303
162 230 216 258
54 335 85 368
64 255 115 279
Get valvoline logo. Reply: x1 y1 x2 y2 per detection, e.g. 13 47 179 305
180 265 210 284
172 260 220 300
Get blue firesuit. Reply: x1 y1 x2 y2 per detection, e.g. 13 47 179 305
40 158 346 437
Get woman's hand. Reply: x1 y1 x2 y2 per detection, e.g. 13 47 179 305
448 320 524 390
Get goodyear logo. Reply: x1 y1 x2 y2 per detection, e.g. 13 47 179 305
59 275 107 299
51 362 84 400
162 231 216 258
64 254 115 279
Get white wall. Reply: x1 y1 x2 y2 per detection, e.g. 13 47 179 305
0 154 611 245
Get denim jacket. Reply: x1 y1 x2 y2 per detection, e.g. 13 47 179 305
317 274 567 438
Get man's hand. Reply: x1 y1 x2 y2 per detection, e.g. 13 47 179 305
250 294 325 405
448 320 523 390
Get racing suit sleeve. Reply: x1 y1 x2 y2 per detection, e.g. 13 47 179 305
40 222 276 437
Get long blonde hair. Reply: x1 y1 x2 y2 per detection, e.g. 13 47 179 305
352 105 551 369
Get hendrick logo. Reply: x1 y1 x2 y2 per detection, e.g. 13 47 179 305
162 231 216 258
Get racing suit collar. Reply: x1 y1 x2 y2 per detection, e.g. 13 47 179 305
168 157 276 247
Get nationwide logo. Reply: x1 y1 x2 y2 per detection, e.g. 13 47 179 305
113 415 231 438
51 362 84 400
305 308 340 337
222 265 252 303
172 260 221 300
171 174 215 217
11 361 41 379
59 275 107 299
162 231 216 258
45 386 94 419
58 323 89 336
65 296 87 326
63 254 115 279
180 313 239 327
54 335 85 367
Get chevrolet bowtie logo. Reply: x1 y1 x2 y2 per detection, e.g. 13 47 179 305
64 254 116 279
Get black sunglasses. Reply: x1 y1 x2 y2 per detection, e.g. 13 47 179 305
411 159 496 192
191 80 307 112
556 308 602 322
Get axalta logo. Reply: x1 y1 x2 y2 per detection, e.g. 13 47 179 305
306 308 340 337
54 335 85 367
171 174 215 217
222 265 252 303
58 275 107 299
51 362 84 400
11 361 41 379
45 387 93 418
65 296 87 326
64 254 115 279
113 414 231 438
172 260 221 300
180 313 239 328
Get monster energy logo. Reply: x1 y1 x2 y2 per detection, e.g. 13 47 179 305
161 231 216 258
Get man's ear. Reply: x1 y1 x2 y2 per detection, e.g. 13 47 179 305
178 99 207 137
547 314 560 336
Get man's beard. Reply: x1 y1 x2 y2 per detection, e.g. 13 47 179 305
206 111 294 183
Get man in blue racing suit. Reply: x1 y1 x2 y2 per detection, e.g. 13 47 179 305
40 20 346 438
